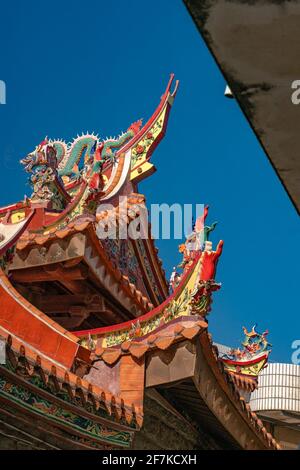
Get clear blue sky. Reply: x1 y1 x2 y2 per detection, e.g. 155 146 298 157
0 0 299 362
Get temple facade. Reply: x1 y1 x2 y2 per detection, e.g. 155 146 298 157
0 76 280 450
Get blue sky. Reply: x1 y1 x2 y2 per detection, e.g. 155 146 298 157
0 0 299 362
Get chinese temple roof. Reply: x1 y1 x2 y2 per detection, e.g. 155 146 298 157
2 76 179 329
0 242 279 449
0 76 280 450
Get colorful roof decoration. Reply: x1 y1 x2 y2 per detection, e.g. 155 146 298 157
0 332 139 449
220 325 272 391
73 247 219 354
0 74 178 232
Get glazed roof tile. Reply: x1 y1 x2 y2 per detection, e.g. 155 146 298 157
90 317 208 365
84 313 280 449
226 370 258 393
206 333 280 450
73 248 280 450
0 329 142 428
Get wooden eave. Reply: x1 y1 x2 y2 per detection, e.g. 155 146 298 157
73 248 280 450
0 333 141 449
10 223 154 322
145 332 279 450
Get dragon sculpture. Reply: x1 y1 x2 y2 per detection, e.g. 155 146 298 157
223 325 272 361
20 121 142 208
53 120 142 179
20 138 68 209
